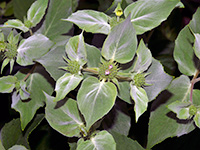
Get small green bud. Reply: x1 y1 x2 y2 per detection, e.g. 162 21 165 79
114 3 123 17
133 73 146 87
99 61 118 80
189 105 197 116
4 43 17 59
66 60 80 74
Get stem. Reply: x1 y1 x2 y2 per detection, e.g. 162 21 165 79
117 16 119 22
82 68 132 81
23 63 37 81
29 29 33 36
82 68 98 74
116 75 132 81
190 70 200 103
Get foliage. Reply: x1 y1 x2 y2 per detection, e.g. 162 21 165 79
0 0 200 149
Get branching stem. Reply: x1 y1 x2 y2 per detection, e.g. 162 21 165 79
190 70 200 103
23 63 37 81
82 67 132 81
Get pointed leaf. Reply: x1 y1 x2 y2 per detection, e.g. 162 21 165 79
1 58 10 73
54 73 83 102
174 26 196 76
39 0 73 40
118 81 132 104
45 94 84 137
36 45 67 80
17 34 54 66
2 19 29 32
194 33 200 60
8 145 28 150
12 70 53 130
65 33 87 66
133 39 152 73
111 131 145 150
13 0 35 21
0 75 17 93
0 141 5 150
27 0 48 27
9 59 15 74
101 15 137 63
65 10 111 34
77 77 117 129
194 109 200 128
130 85 149 122
124 0 179 34
1 114 44 149
102 100 131 136
189 7 200 34
77 130 116 150
144 58 172 101
167 101 191 119
86 43 101 68
147 75 195 149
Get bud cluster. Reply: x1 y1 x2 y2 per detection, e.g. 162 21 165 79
66 60 80 74
99 61 118 80
133 73 146 87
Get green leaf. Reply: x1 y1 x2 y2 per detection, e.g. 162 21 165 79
0 75 17 93
1 119 29 149
13 0 35 21
147 75 195 149
144 58 172 101
19 80 30 100
124 0 179 35
69 142 77 150
132 39 152 73
64 10 111 34
2 19 29 32
189 7 200 34
130 85 149 122
86 43 101 68
54 73 83 102
36 45 67 81
194 33 200 60
12 69 53 130
102 100 131 136
194 109 200 128
45 93 84 137
39 0 73 40
65 32 87 66
167 101 191 119
0 141 5 150
77 130 116 150
101 15 137 63
8 145 28 150
77 77 117 129
111 131 145 150
174 26 196 76
27 0 48 27
1 58 10 73
17 34 54 66
1 114 44 149
72 0 79 12
118 81 132 104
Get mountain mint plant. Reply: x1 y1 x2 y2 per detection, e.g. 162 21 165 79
0 0 200 150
